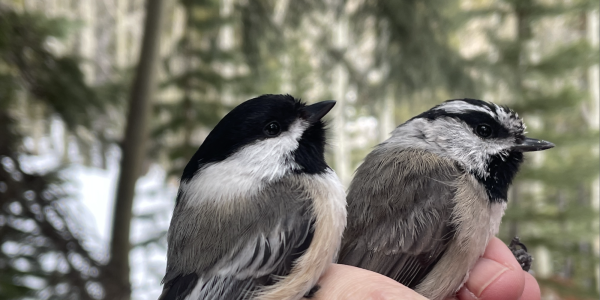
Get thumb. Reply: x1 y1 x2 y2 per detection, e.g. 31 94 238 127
314 264 427 300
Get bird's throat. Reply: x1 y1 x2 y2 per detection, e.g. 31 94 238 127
471 151 524 203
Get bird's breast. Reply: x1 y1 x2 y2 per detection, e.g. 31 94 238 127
256 169 347 300
415 174 507 300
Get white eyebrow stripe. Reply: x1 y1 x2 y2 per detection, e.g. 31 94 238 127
435 101 495 115
430 99 526 135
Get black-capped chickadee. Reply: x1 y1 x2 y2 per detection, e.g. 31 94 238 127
338 99 554 300
159 95 347 300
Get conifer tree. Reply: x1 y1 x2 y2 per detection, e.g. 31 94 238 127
155 0 321 178
466 0 599 298
329 0 477 170
0 5 117 299
155 0 241 178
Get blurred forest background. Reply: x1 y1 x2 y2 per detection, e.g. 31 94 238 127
0 0 598 299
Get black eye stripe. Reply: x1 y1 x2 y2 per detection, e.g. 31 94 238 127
413 100 518 139
453 112 510 139
421 111 510 139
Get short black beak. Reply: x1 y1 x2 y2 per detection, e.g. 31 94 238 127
302 100 336 123
512 137 555 152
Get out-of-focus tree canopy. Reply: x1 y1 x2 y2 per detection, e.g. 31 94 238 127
0 5 119 300
0 0 597 299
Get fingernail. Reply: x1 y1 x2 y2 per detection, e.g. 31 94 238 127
465 257 510 298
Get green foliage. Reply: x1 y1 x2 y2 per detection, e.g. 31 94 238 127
0 111 104 300
153 0 230 177
350 0 477 104
234 0 321 95
531 41 598 77
155 0 320 177
327 0 479 171
0 9 105 129
0 6 122 168
2 1 597 299
0 6 115 300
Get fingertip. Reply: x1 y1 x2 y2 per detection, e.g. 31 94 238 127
520 272 541 300
464 257 525 300
483 237 523 272
458 237 528 300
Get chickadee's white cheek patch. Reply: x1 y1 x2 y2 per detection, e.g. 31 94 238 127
180 119 308 207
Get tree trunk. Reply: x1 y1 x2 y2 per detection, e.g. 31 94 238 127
333 10 350 186
104 1 165 299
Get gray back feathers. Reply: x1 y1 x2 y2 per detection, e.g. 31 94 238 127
339 148 460 285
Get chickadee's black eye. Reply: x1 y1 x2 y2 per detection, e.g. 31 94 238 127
264 121 281 136
476 124 492 138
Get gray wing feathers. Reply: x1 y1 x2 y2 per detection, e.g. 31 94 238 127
339 148 460 288
182 276 258 300
162 177 315 299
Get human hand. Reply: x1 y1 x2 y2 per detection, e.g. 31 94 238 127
451 237 540 300
313 237 540 300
